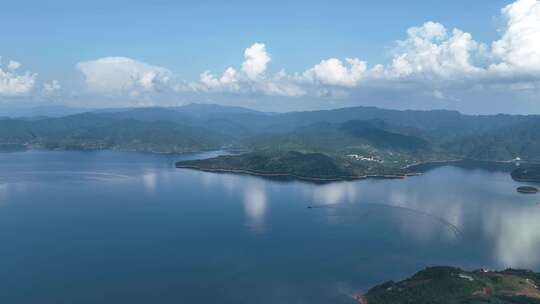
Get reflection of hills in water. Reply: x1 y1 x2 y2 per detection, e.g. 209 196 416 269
145 157 540 269
408 160 518 174
4 150 540 304
2 171 131 183
186 159 523 185
295 166 540 268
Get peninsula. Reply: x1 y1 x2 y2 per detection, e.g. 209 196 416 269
512 165 540 183
176 150 409 181
357 266 540 304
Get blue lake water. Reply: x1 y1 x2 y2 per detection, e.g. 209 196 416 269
0 150 539 304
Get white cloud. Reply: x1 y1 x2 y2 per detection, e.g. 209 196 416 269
199 67 239 91
378 0 540 87
297 20 484 90
384 22 484 79
192 43 304 97
242 42 270 80
0 58 36 96
184 1 540 102
76 57 172 96
59 0 540 107
424 89 449 100
302 58 367 87
491 0 540 72
42 80 61 96
255 81 306 97
139 71 157 91
7 60 21 71
294 0 539 98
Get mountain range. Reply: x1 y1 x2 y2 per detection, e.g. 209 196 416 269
1 104 539 175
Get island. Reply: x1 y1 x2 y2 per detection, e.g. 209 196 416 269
356 266 540 304
176 151 409 182
517 186 539 194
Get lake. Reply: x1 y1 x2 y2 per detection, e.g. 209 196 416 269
0 150 539 304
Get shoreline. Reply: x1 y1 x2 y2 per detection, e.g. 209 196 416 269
404 157 533 171
351 293 368 304
4 147 535 183
352 266 540 304
513 177 540 183
0 145 237 156
404 158 464 170
176 164 412 182
177 157 524 183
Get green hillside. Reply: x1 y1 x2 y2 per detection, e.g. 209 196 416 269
3 105 540 169
511 165 540 182
362 266 540 304
176 150 407 180
449 118 540 161
0 115 230 153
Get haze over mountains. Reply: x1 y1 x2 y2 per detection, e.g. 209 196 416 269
2 103 539 167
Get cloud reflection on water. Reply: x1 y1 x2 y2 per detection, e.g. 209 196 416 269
309 181 359 205
308 180 463 242
196 166 540 268
243 182 267 232
142 171 157 193
485 206 540 268
200 170 240 194
304 168 540 269
0 183 7 206
198 172 268 232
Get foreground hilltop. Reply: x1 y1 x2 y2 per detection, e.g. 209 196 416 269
359 266 540 304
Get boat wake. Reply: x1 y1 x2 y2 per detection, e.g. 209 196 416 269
308 202 464 237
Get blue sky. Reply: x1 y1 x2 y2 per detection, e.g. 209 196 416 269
1 0 539 113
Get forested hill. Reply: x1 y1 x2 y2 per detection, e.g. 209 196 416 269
448 117 540 161
1 104 540 164
362 266 540 304
0 114 231 153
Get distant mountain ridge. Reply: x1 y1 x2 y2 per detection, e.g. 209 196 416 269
0 105 91 118
0 112 231 153
2 104 540 168
168 103 267 117
0 103 265 119
244 119 432 156
449 117 540 161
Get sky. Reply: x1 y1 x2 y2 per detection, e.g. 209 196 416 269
0 0 539 114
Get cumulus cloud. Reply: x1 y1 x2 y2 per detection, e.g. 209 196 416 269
242 42 270 80
199 67 239 91
383 22 484 79
0 58 36 96
189 0 540 101
191 42 305 97
378 0 540 87
302 58 367 87
292 0 539 98
76 57 172 96
254 80 306 97
491 0 540 72
62 0 540 106
42 80 61 96
7 60 21 71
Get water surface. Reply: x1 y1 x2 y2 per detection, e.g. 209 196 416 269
0 151 539 304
